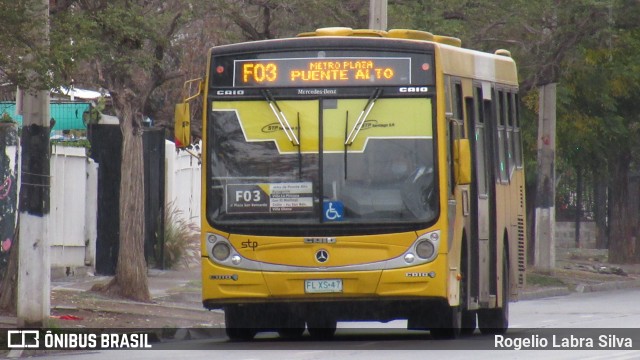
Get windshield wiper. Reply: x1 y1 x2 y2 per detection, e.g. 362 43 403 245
344 88 382 145
297 112 302 179
262 89 300 146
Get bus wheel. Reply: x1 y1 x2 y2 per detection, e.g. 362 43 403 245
306 317 337 339
460 246 476 336
478 251 509 335
430 304 461 340
461 311 477 336
277 319 306 339
224 307 257 341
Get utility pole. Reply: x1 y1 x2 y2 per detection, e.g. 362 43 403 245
369 0 387 31
17 0 51 327
534 83 557 271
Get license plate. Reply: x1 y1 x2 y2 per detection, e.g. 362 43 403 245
304 279 343 293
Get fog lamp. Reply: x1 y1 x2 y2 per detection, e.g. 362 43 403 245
404 253 415 263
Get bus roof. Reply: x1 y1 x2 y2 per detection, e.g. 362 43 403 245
297 27 518 86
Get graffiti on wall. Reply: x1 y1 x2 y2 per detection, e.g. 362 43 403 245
0 123 18 281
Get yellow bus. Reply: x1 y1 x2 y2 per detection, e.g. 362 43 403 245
175 27 527 340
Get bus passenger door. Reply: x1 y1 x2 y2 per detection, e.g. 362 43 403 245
471 85 492 307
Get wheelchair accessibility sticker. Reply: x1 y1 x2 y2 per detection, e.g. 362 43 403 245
323 201 344 222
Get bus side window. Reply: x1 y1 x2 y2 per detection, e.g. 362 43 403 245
453 82 463 121
473 87 488 196
495 89 507 184
505 90 514 178
482 98 493 185
513 92 523 168
449 80 464 195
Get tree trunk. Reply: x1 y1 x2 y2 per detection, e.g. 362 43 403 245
631 174 640 263
608 151 634 264
98 98 150 302
534 83 557 270
574 166 582 248
593 171 608 249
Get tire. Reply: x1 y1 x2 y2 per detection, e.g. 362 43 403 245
277 318 306 339
431 242 475 340
478 250 509 335
430 304 462 340
306 317 337 340
224 307 257 341
461 310 477 336
459 242 476 336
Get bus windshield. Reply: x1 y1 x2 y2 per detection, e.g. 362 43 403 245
207 96 437 231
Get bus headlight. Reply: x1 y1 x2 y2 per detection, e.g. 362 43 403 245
212 242 231 261
413 230 440 261
206 233 252 268
416 240 435 259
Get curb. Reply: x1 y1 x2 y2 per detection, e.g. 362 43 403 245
0 316 16 327
575 279 640 293
519 286 571 300
520 279 640 300
52 298 211 319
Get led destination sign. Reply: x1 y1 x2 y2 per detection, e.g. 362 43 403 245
234 57 413 87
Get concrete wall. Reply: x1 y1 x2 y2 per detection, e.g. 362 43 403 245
49 145 98 271
165 140 201 227
555 221 597 249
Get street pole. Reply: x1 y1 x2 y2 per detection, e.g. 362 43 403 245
17 0 51 327
534 83 557 271
369 0 387 31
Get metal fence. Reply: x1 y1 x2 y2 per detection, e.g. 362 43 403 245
0 101 91 130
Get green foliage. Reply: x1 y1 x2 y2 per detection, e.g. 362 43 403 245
89 3 161 73
558 12 640 176
158 202 200 270
204 0 369 42
0 0 50 90
526 272 566 288
82 97 107 126
0 0 102 90
389 0 612 91
0 112 15 124
50 138 91 149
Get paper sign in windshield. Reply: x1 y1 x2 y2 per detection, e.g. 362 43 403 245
227 182 313 214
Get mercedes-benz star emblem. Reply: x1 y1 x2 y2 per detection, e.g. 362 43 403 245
315 249 329 263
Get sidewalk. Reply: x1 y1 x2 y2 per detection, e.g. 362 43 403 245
521 248 640 299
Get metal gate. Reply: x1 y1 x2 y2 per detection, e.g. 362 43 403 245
88 124 165 275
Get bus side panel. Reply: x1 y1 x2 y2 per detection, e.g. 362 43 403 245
202 260 271 303
377 255 448 297
511 168 527 295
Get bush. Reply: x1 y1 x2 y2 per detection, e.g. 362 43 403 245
158 202 200 269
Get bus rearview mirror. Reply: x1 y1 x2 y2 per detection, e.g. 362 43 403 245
174 102 191 149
